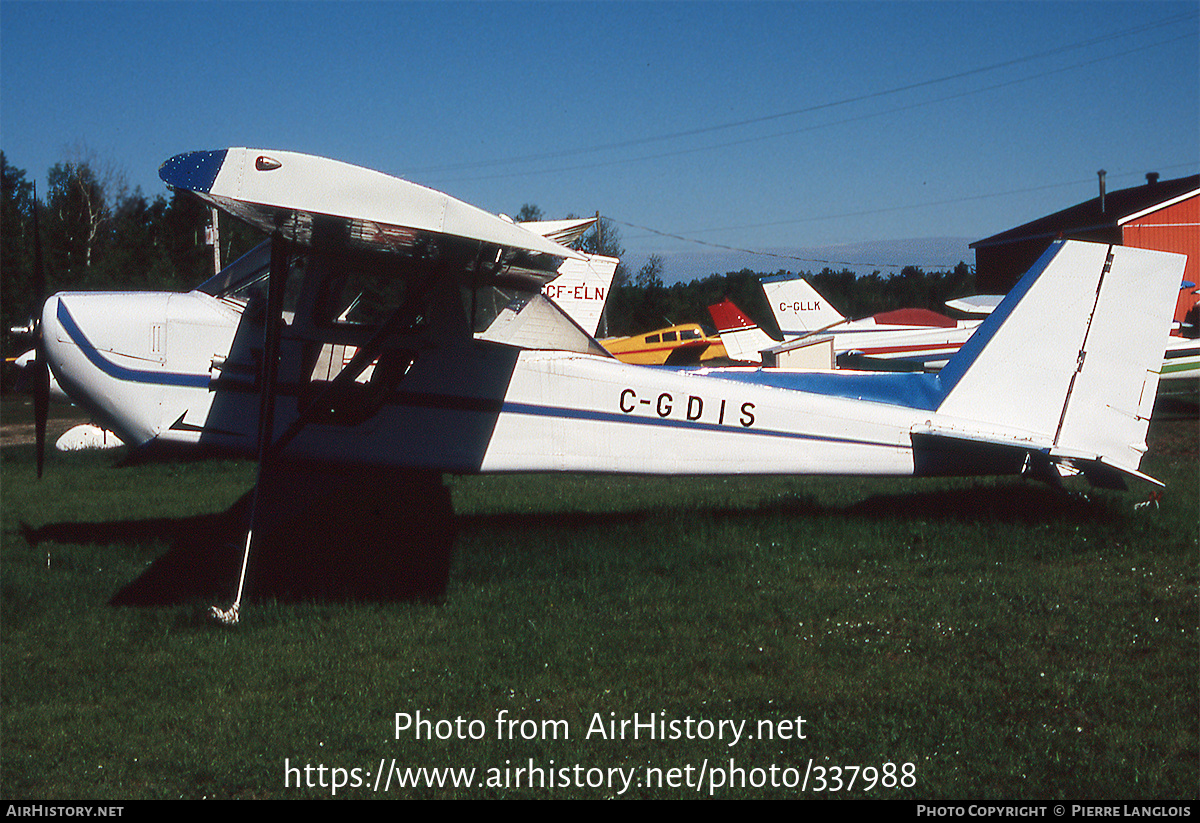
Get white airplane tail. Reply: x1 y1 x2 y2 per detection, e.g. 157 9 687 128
760 274 846 335
927 240 1185 487
540 253 619 337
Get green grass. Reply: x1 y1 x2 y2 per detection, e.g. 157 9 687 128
1 419 1196 799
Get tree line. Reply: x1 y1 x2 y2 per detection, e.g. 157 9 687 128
599 260 975 340
2 151 263 355
2 153 975 360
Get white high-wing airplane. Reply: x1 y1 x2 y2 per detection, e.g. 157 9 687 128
29 148 1185 617
16 214 615 451
757 274 993 369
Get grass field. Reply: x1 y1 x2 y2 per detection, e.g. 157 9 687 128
1 410 1196 799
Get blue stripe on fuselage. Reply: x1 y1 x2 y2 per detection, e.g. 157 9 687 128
55 299 210 388
676 368 949 411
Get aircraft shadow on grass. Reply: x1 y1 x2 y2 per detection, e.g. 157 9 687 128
20 479 1127 607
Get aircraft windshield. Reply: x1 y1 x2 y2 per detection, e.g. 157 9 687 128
198 240 305 318
197 241 272 298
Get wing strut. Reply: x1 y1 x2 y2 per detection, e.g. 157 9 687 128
211 231 291 625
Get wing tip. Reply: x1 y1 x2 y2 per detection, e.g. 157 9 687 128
159 149 228 193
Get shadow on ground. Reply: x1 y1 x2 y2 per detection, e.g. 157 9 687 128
22 472 1134 607
25 466 456 606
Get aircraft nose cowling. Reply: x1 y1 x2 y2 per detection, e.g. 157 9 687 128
41 292 172 447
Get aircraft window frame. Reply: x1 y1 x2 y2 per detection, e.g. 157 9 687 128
197 241 272 298
312 253 410 331
198 240 305 320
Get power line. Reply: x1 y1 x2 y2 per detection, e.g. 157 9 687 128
607 217 946 270
642 164 1199 239
420 30 1196 186
403 10 1196 179
607 162 1198 270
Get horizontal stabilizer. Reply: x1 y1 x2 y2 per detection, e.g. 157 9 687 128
707 299 777 363
519 217 598 246
945 294 1004 316
911 430 1163 491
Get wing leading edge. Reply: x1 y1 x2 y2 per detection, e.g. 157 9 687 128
159 148 583 273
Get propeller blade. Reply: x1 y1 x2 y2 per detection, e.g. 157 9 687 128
33 339 48 479
30 181 48 478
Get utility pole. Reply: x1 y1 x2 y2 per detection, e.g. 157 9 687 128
595 211 608 338
208 206 221 275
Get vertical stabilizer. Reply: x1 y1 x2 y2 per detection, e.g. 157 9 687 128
760 274 846 335
1052 245 1184 473
541 253 619 337
934 240 1185 482
707 299 777 363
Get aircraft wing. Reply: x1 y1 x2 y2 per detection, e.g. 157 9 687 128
945 295 1004 316
159 149 583 274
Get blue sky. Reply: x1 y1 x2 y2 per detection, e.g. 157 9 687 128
2 1 1196 281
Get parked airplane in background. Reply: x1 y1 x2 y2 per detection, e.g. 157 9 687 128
759 274 992 369
599 323 727 365
757 272 1199 385
1163 334 1199 391
26 148 1186 619
1161 280 1199 394
706 299 782 364
524 217 618 338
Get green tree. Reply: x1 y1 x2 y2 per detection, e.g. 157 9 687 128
514 203 544 223
1 153 38 355
92 191 171 290
45 160 110 283
635 254 664 289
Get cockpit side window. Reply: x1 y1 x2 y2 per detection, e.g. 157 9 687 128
197 241 271 298
199 240 304 319
314 255 408 329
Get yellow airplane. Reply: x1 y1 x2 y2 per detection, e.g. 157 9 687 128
599 324 728 365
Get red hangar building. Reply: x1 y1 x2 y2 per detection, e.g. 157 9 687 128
971 172 1198 325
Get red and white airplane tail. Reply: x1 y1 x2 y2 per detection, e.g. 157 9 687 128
706 298 777 363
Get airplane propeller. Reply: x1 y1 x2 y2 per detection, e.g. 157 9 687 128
27 183 49 478
32 332 49 479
